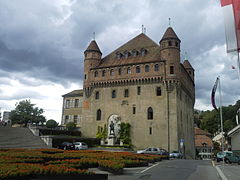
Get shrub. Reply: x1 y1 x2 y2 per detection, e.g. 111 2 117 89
66 122 76 131
46 119 58 129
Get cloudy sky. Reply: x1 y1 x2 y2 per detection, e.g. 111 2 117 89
0 0 239 123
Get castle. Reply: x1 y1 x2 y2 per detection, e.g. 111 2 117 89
61 27 195 157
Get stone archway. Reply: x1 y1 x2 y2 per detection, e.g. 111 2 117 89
108 114 121 137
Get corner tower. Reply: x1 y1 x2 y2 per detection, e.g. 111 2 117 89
159 27 181 76
83 40 102 89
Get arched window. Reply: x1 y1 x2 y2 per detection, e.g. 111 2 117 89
145 65 150 72
94 71 98 77
136 66 140 73
132 50 137 57
141 49 147 56
147 107 153 120
112 90 116 98
96 109 101 120
170 66 174 74
110 69 114 76
154 64 159 72
124 51 129 58
127 67 131 74
102 70 106 77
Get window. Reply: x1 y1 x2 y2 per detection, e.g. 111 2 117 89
168 41 172 46
154 64 159 72
102 70 106 77
137 86 141 95
149 127 152 135
156 87 161 96
127 67 131 74
124 89 129 98
74 99 79 108
170 66 174 74
145 65 149 72
133 106 136 114
74 115 78 124
65 115 69 123
141 49 147 56
110 69 114 76
84 74 87 79
95 91 100 99
94 71 98 77
147 107 153 120
162 42 166 48
112 90 116 98
124 51 130 58
136 66 140 73
66 100 70 108
116 53 121 59
96 109 101 120
132 50 138 57
118 68 122 75
175 42 179 47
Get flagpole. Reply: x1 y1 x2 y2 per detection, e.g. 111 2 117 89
218 76 224 165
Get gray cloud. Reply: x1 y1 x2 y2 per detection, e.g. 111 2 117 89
0 0 239 110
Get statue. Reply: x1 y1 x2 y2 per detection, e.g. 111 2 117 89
109 121 115 135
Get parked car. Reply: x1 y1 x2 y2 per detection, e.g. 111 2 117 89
169 151 183 158
137 147 163 155
216 151 233 162
225 152 240 164
57 142 75 150
73 142 88 150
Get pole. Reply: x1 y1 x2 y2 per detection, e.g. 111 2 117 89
218 76 224 165
237 51 240 79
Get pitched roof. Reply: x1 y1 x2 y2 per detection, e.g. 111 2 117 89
84 40 102 54
195 127 212 136
183 60 194 69
95 33 161 68
195 134 213 147
160 27 180 42
62 89 83 97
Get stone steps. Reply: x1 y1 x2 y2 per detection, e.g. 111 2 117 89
0 126 49 149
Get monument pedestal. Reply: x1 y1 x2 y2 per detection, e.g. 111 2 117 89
107 135 116 146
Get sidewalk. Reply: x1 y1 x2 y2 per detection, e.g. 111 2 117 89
213 160 240 180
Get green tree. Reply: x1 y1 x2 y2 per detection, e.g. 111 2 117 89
119 123 131 145
46 119 58 129
66 122 76 131
10 99 46 127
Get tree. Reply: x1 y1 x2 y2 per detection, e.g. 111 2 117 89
66 122 76 131
46 119 58 129
119 122 131 145
10 99 46 127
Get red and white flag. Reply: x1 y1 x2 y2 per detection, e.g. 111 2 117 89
220 0 240 53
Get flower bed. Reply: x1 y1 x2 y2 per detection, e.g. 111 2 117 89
0 148 163 179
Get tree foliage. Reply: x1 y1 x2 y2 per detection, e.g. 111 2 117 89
198 100 240 134
96 124 107 140
66 122 76 131
46 119 58 129
10 100 46 127
119 122 131 145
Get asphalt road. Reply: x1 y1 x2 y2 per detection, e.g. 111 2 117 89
109 159 221 180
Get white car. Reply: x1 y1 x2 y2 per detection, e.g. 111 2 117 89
73 142 88 150
137 147 163 155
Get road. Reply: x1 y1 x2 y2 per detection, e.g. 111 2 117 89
108 159 221 180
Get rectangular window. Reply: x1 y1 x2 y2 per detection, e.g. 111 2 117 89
156 87 161 96
137 86 141 95
74 115 78 124
124 89 129 97
95 91 100 99
133 106 136 114
66 100 70 109
149 127 152 135
65 115 69 123
170 66 174 74
112 90 116 98
74 99 79 108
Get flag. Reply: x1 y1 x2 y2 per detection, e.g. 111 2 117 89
211 77 219 111
220 0 240 53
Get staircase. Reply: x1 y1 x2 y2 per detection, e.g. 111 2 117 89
0 126 49 149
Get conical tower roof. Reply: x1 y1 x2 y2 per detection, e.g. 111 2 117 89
183 60 194 69
84 40 102 55
160 27 180 43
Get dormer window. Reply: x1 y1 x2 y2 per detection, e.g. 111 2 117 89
124 51 128 58
116 52 123 59
132 50 139 57
168 41 172 46
102 70 106 77
110 69 114 76
140 48 147 56
94 71 98 77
